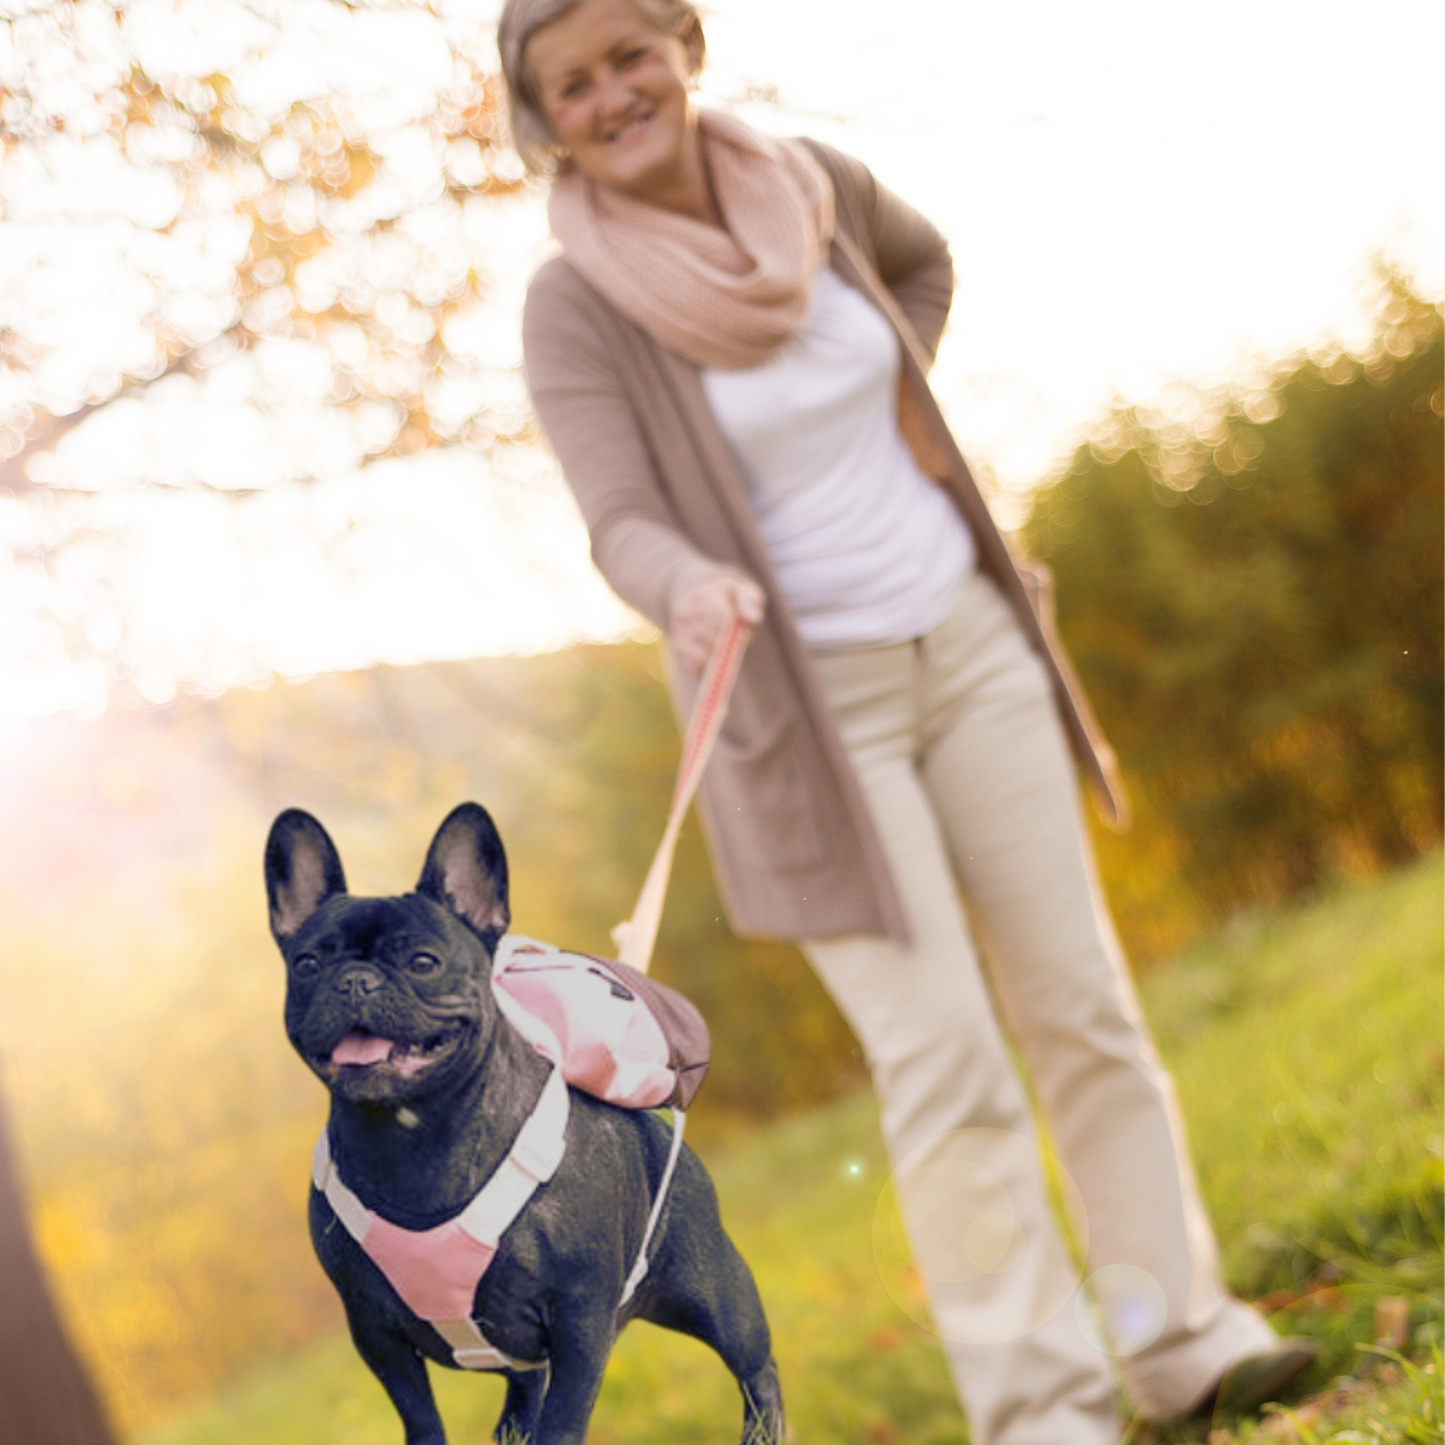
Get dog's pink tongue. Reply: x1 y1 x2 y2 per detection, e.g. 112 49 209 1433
332 1032 394 1067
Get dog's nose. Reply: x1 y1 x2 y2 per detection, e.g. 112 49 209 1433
334 966 385 1000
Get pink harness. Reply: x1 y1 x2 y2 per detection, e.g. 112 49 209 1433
312 937 689 1371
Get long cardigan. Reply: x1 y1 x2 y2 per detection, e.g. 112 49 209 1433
522 139 1126 946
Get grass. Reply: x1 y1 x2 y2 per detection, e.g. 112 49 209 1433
141 854 1443 1445
1179 1344 1443 1445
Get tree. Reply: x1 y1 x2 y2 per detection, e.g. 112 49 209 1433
0 1083 116 1445
1024 269 1443 955
2 0 530 502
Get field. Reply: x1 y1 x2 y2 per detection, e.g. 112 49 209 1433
143 853 1442 1445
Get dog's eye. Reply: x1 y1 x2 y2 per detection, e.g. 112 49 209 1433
293 952 320 978
407 951 442 976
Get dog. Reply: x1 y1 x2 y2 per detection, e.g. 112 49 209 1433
265 802 783 1445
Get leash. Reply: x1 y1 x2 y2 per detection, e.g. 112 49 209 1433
611 613 755 976
609 613 754 1308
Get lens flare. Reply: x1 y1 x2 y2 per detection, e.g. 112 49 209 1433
872 1126 1087 1345
1074 1262 1168 1356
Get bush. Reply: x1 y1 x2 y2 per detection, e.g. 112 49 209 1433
1025 270 1443 957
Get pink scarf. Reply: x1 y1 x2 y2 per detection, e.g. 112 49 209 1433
547 109 834 371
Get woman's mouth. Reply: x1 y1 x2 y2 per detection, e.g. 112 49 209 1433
604 110 654 145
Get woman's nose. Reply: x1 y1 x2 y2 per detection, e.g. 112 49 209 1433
593 69 636 120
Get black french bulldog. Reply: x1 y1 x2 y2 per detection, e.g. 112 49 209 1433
265 802 783 1445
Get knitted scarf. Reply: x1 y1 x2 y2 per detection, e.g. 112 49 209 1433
547 108 834 371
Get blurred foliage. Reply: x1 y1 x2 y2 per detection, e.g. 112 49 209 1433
1024 269 1443 957
0 0 531 500
1142 855 1443 1318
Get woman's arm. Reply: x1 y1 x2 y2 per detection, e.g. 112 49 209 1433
523 259 743 635
668 572 765 674
804 141 955 366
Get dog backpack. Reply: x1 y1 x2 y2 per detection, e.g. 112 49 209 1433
491 935 710 1110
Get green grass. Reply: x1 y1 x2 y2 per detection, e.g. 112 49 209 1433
142 854 1443 1445
1188 1345 1442 1445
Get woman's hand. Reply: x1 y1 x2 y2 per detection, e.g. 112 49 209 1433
670 573 766 676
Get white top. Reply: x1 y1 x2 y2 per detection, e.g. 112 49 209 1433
702 267 975 650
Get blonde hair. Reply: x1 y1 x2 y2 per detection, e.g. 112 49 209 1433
497 0 706 175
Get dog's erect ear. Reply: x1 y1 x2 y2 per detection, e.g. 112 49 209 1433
417 803 510 951
265 810 348 941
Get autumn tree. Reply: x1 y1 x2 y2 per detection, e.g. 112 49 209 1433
2 0 532 500
0 1085 116 1445
1024 269 1444 956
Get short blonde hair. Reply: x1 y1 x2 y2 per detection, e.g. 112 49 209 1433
497 0 706 175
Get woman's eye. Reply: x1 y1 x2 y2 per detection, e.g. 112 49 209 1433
407 952 442 976
293 953 320 978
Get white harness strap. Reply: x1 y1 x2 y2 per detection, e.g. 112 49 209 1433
312 1066 569 1372
454 1066 569 1248
619 1107 686 1307
313 1068 686 1369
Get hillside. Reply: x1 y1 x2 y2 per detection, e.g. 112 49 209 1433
138 853 1443 1445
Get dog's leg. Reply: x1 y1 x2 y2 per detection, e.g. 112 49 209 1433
736 1357 784 1445
494 1367 547 1444
529 1298 614 1445
645 1258 784 1444
346 1311 447 1445
638 1154 785 1444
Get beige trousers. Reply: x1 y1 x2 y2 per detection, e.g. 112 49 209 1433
802 571 1274 1444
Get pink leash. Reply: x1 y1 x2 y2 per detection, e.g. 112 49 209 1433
612 615 754 975
610 615 753 1304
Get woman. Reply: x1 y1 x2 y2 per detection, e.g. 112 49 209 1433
501 1 1312 1439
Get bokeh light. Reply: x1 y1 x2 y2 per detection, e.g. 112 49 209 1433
1074 1262 1169 1357
872 1126 1088 1345
2 0 1441 719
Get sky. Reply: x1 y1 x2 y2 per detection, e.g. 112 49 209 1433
1 0 1441 722
704 0 1444 486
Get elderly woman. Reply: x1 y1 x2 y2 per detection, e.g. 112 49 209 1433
500 0 1313 1439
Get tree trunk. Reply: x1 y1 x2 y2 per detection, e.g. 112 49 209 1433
0 1081 116 1445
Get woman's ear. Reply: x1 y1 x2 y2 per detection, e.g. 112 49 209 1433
681 15 705 77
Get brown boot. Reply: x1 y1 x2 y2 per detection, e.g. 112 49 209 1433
1195 1337 1318 1418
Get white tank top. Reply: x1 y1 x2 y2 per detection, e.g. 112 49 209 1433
702 268 975 650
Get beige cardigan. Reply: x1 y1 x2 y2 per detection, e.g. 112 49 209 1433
523 140 1125 945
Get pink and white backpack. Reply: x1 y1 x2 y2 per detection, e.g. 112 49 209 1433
491 935 709 1109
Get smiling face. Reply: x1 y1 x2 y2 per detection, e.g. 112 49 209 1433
282 894 491 1106
525 0 701 205
265 803 512 1109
